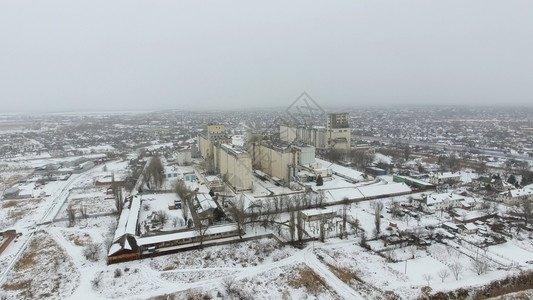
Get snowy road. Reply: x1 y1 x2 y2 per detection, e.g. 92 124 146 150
303 247 364 299
0 166 99 286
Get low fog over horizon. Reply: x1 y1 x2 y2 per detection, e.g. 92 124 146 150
1 1 532 113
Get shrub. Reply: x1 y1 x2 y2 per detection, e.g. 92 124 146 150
83 243 100 262
114 268 122 278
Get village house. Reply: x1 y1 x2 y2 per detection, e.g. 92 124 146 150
416 192 464 214
429 172 461 185
299 208 336 222
475 176 515 192
497 188 533 205
194 193 219 222
458 223 478 234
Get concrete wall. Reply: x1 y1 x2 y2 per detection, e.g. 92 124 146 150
198 134 212 159
256 145 294 184
280 125 297 143
282 125 327 149
217 146 253 191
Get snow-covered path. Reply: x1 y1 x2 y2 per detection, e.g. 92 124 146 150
0 165 105 288
303 247 364 299
126 241 366 300
0 171 88 285
130 245 306 299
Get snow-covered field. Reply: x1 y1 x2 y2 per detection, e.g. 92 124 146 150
1 156 533 300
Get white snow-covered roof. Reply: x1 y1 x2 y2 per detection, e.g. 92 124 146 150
433 172 460 179
435 228 455 238
195 194 217 213
502 181 515 189
300 208 336 217
326 188 364 202
509 188 533 198
136 224 238 246
124 237 132 250
357 183 411 198
231 135 245 147
113 207 130 241
460 201 471 208
443 222 459 230
126 196 141 235
315 158 364 181
4 186 19 194
463 223 478 231
395 175 433 187
454 209 489 221
108 243 122 256
426 193 464 205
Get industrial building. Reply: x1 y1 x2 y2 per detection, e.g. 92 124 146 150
246 140 316 185
198 124 253 191
280 113 351 152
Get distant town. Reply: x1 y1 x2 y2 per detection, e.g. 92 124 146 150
1 105 532 299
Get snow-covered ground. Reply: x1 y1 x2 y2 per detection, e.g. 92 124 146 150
1 156 533 300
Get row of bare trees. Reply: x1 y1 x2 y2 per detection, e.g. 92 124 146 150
322 149 375 168
67 204 89 227
423 257 489 287
247 191 327 219
142 157 165 189
174 179 198 227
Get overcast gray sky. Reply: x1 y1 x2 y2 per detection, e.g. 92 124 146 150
1 1 532 112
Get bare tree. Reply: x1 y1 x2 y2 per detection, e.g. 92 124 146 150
222 276 238 299
196 222 210 248
175 180 193 221
297 210 304 242
352 218 360 236
289 209 296 243
511 200 532 226
359 232 368 248
317 190 325 207
409 245 417 259
324 149 343 162
350 149 374 168
437 269 450 283
341 199 348 239
115 192 124 216
156 210 169 226
390 200 402 218
374 201 384 235
471 257 489 275
319 216 326 242
83 242 100 261
422 273 433 286
79 205 88 219
376 201 384 213
264 201 272 217
91 272 103 288
143 203 150 211
228 195 246 239
67 204 77 227
282 195 291 213
143 157 165 189
449 261 463 280
403 145 411 161
172 217 180 228
404 213 411 226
